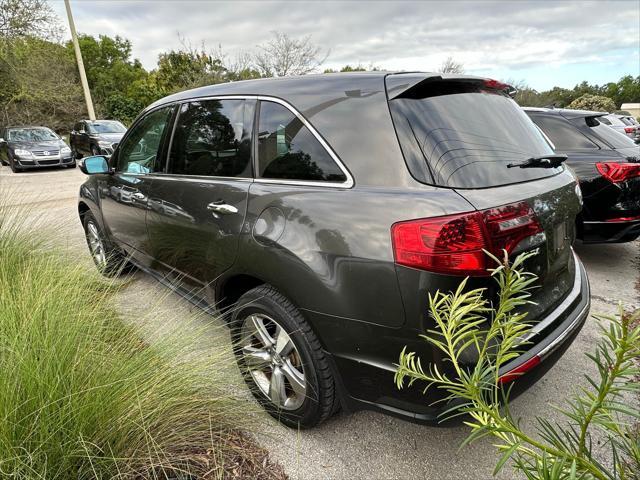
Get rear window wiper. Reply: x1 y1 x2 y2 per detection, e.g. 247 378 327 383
507 154 567 169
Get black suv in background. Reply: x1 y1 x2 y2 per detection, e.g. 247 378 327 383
78 73 589 428
525 108 640 243
70 120 127 159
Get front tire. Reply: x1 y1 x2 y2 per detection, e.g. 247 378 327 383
82 212 133 277
231 285 338 429
10 158 21 173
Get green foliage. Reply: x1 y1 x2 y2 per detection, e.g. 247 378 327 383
568 94 617 112
514 76 639 109
0 205 253 478
156 48 228 93
0 36 84 130
324 64 382 73
395 251 640 479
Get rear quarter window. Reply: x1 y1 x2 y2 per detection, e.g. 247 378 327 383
389 83 562 189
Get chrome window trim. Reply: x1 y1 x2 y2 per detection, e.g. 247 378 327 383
166 94 354 189
255 95 354 189
165 96 254 180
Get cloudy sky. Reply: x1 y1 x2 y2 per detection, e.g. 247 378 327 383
51 0 639 90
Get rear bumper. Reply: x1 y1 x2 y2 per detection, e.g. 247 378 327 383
325 251 590 424
581 218 640 243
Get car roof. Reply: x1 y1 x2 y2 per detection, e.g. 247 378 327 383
145 71 491 113
522 107 607 119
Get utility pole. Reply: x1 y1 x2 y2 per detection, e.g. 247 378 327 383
64 0 95 120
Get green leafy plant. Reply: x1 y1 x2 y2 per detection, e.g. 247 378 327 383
395 251 640 479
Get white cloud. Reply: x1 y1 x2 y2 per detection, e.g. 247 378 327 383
52 0 639 88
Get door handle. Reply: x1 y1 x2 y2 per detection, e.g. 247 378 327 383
207 201 238 215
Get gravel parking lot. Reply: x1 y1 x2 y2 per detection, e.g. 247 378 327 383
1 165 638 480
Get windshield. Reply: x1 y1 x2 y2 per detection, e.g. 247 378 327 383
88 121 126 134
7 128 58 142
589 118 638 149
389 84 561 189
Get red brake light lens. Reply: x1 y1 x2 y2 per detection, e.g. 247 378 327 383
596 162 640 183
624 127 635 134
483 79 510 91
391 201 543 276
498 355 541 384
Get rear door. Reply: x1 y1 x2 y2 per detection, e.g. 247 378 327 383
387 77 581 319
145 98 255 300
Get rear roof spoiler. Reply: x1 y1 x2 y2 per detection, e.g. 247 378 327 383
559 109 608 120
385 73 515 100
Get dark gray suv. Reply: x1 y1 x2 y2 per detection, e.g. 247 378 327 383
77 73 590 428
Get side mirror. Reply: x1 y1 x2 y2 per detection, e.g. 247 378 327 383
80 155 110 175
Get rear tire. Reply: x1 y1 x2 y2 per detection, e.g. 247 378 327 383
82 212 133 277
91 145 100 156
231 285 338 429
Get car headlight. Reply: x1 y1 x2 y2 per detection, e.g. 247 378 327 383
14 149 33 157
60 146 71 155
98 141 112 148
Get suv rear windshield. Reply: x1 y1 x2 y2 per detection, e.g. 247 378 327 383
388 81 562 189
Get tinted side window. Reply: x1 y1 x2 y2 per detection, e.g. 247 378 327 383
169 99 252 177
257 101 346 183
116 106 173 174
529 115 597 150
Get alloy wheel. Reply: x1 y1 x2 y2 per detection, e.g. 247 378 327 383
86 222 107 268
239 313 307 410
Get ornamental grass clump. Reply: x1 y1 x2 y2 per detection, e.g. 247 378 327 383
0 205 278 478
395 250 640 480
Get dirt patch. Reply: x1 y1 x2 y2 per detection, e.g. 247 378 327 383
149 430 288 480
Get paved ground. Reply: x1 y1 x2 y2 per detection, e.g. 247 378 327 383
1 165 639 480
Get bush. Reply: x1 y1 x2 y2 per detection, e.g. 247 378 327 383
568 94 617 112
0 209 279 478
395 251 640 479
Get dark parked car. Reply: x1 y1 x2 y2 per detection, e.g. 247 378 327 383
70 119 127 159
525 108 640 243
0 126 75 172
78 73 589 428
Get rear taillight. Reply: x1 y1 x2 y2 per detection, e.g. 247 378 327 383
596 162 640 183
391 201 542 276
498 355 541 384
624 127 635 134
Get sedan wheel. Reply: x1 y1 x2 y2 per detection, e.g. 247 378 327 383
239 313 307 411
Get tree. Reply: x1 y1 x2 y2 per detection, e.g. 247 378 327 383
0 37 84 130
323 63 382 73
67 34 150 120
568 93 617 112
0 0 60 40
254 31 328 77
438 56 464 74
